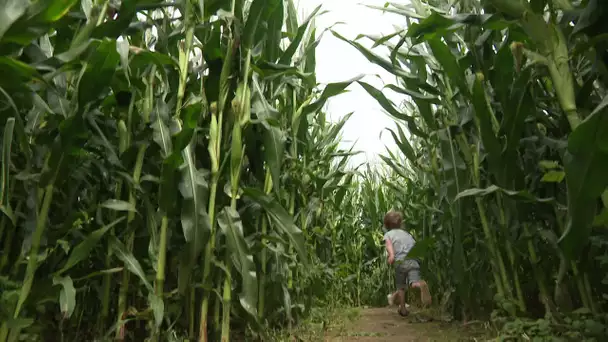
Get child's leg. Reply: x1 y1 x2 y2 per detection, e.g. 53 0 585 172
388 290 410 308
394 265 409 315
407 267 432 306
396 288 406 311
411 280 432 306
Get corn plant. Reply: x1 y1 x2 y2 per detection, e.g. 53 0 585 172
339 0 608 332
0 0 364 341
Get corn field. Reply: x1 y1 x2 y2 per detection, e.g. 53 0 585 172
337 0 608 339
0 0 607 341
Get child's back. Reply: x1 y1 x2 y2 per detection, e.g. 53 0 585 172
383 228 415 262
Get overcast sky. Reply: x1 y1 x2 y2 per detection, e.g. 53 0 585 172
298 0 407 166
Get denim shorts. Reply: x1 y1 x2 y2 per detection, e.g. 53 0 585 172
394 259 420 289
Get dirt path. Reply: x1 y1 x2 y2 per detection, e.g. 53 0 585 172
327 307 490 342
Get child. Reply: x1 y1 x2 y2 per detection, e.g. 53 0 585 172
383 210 431 316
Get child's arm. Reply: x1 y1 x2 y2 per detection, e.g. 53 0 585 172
385 239 395 265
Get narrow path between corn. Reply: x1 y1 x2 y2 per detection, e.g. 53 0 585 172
327 307 487 341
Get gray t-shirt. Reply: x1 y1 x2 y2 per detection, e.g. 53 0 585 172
383 229 415 261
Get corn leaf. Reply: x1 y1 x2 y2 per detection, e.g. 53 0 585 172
109 235 153 291
244 187 307 267
0 0 29 41
77 39 120 109
560 96 608 258
217 207 258 319
56 217 125 275
454 185 554 203
52 275 76 319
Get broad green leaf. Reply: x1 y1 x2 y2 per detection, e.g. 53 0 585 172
539 160 560 170
572 0 603 36
334 174 354 205
541 171 565 183
148 292 164 328
3 318 34 329
72 267 123 281
301 75 364 116
175 100 209 267
129 48 176 84
279 5 321 65
407 11 497 42
217 37 236 115
109 236 153 291
471 72 504 183
454 185 554 203
90 0 159 41
255 61 315 87
332 30 412 79
178 156 209 255
0 0 29 41
332 30 442 95
1 118 15 210
217 207 258 318
100 199 137 212
364 4 426 19
384 84 440 104
52 275 76 319
427 38 469 97
244 187 308 267
0 57 42 87
242 0 265 50
13 119 83 316
151 101 173 158
379 154 410 180
251 76 285 194
264 0 284 63
303 25 317 84
27 41 93 79
81 0 92 20
159 153 181 216
593 208 608 227
56 217 125 275
405 237 436 260
285 0 299 39
263 126 285 195
357 81 403 118
358 30 405 49
77 38 120 109
38 0 79 22
385 126 417 165
560 96 608 258
318 74 364 99
500 68 533 187
357 81 427 138
0 204 15 226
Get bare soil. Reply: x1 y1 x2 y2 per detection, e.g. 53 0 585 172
326 307 491 342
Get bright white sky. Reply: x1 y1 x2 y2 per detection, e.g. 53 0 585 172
299 0 407 166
